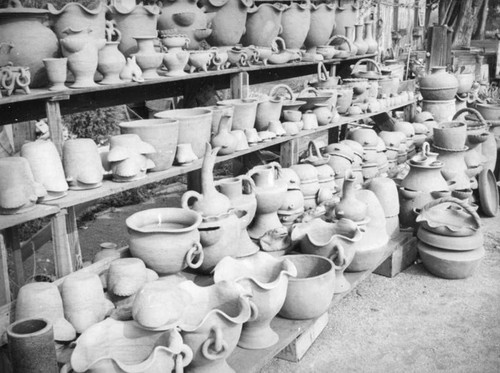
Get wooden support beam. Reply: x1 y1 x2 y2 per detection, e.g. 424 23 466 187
50 210 74 277
66 207 83 271
280 138 299 167
230 72 249 99
3 228 23 298
0 233 11 306
45 100 65 156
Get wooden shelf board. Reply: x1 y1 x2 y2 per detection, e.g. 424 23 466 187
0 205 60 231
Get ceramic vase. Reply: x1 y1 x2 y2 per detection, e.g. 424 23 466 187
334 0 357 36
353 23 368 55
60 27 106 88
213 252 297 349
217 175 259 257
0 0 59 87
155 108 213 158
7 318 58 373
21 141 68 201
242 3 287 47
47 2 106 40
107 1 160 57
131 36 162 80
62 138 103 190
98 41 126 85
211 115 238 155
280 2 311 51
217 98 259 131
304 3 336 52
70 318 192 373
119 118 179 171
43 58 67 91
419 66 459 100
247 162 288 239
334 171 367 222
255 97 284 131
0 157 46 214
364 20 378 53
160 34 190 77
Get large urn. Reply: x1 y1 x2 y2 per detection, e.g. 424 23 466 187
241 3 288 48
419 66 459 101
280 2 311 51
333 0 357 36
304 2 336 52
47 1 106 40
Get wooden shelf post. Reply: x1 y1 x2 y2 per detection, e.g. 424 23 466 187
45 95 69 155
50 209 75 277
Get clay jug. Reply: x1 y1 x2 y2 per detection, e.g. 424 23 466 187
211 115 238 155
199 0 253 46
334 171 367 222
217 175 259 257
48 1 106 40
60 27 106 88
353 24 368 55
0 0 59 88
341 26 358 55
0 157 46 214
213 252 297 350
364 20 378 53
107 1 160 57
435 147 474 190
63 138 104 190
217 98 258 131
334 0 357 36
419 66 459 101
161 35 190 77
118 118 179 172
242 3 287 47
98 41 126 85
304 2 336 52
280 1 311 51
255 96 284 131
247 162 288 239
182 144 231 217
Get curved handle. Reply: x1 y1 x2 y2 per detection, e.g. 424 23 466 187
327 34 353 52
415 196 481 227
181 190 202 210
268 161 283 178
329 243 346 270
186 242 204 269
60 363 72 373
202 325 228 361
272 36 287 52
307 140 323 158
398 187 421 200
299 87 319 97
452 107 488 128
175 344 194 373
430 189 452 199
248 300 259 322
269 83 294 99
351 58 382 76
421 142 431 157
239 175 256 194
317 62 329 81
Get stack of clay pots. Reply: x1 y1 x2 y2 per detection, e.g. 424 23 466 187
346 127 381 181
419 66 459 123
278 168 305 230
290 163 321 210
415 197 484 279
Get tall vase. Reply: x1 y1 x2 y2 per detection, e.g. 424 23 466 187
342 26 358 55
334 172 367 222
47 2 106 40
131 36 163 80
364 20 378 54
354 23 368 55
98 41 126 85
304 2 336 52
241 3 287 48
280 2 311 51
334 0 358 36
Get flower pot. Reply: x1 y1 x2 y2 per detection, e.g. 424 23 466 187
433 121 467 150
280 2 311 50
242 3 287 47
63 138 104 190
217 98 258 131
43 58 67 91
304 3 336 52
47 2 106 40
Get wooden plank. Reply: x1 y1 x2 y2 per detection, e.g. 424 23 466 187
10 121 35 152
66 207 83 271
0 233 11 306
3 228 23 298
50 210 74 277
230 71 250 99
374 236 418 278
280 137 299 168
276 312 329 362
45 101 65 156
0 205 59 231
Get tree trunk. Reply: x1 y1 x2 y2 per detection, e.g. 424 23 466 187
473 0 489 40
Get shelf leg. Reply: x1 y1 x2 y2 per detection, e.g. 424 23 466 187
230 72 249 99
0 232 11 305
50 210 74 277
66 207 83 271
403 101 417 122
3 228 23 298
45 100 65 156
280 138 299 167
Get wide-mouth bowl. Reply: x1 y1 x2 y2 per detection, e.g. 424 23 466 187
126 208 202 233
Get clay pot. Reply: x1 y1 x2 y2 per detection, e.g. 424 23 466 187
334 171 367 222
313 103 333 126
279 255 335 319
417 241 484 279
43 58 67 91
217 175 259 257
280 2 311 50
334 0 357 36
475 103 500 121
107 134 156 182
347 127 378 147
297 87 333 111
21 141 68 201
0 157 46 214
70 319 192 373
434 146 474 190
7 318 58 373
419 66 458 100
119 118 179 172
155 108 212 158
98 41 125 85
213 252 297 349
48 2 105 40
304 3 336 52
336 87 354 114
107 258 158 297
176 280 253 372
63 138 104 190
60 27 106 89
61 272 114 334
217 98 258 131
433 121 467 150
163 48 190 77
353 24 368 55
15 282 76 342
188 49 213 73
126 207 203 274
211 115 238 155
255 96 284 131
421 99 456 123
364 21 378 54
0 1 59 87
132 36 162 80
107 2 160 57
247 162 288 239
242 3 287 47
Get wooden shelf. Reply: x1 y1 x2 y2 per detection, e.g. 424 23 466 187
0 205 59 231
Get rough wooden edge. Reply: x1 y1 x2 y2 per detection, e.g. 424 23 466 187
374 236 418 278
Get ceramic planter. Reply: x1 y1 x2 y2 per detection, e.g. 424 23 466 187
48 2 106 40
0 1 59 87
475 103 500 121
279 254 335 319
242 3 288 47
131 36 162 80
70 318 192 373
126 207 203 274
107 2 160 57
217 98 259 132
155 108 212 158
189 50 213 73
433 121 467 150
119 118 179 172
63 138 104 190
280 2 311 51
419 66 458 100
213 252 297 350
421 99 456 123
0 157 46 214
98 41 126 85
304 3 336 52
7 318 58 373
43 58 67 91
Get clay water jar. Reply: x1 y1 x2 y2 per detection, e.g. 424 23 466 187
0 157 46 215
21 140 68 201
419 66 458 100
70 319 192 373
304 3 336 52
280 2 311 50
279 255 335 320
126 207 203 274
213 252 297 350
217 175 259 257
176 280 253 372
155 107 212 158
97 41 126 85
106 258 158 298
242 3 287 47
63 138 104 190
217 98 258 131
433 121 467 150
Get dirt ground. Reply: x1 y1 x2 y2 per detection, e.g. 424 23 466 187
34 190 500 373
